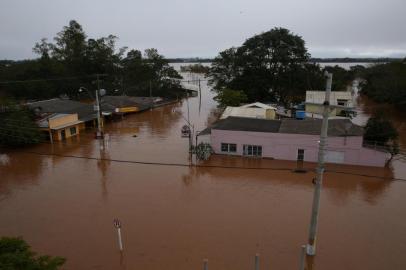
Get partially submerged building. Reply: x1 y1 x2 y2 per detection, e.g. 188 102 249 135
37 113 82 142
220 102 277 120
305 90 354 117
201 117 389 167
101 96 152 115
26 98 98 128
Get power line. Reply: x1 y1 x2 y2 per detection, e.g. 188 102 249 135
3 145 405 182
0 74 108 85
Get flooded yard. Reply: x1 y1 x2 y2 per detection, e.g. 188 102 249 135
1 74 406 270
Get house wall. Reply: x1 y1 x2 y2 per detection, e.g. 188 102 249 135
78 122 86 130
265 109 276 119
221 107 276 120
48 114 78 129
210 129 389 167
51 124 80 141
305 104 337 117
306 91 353 106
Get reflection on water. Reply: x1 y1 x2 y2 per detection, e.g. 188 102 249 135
1 73 406 270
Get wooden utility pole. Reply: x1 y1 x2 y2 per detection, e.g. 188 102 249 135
306 71 332 256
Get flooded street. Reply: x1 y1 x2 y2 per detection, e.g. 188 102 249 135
1 72 406 270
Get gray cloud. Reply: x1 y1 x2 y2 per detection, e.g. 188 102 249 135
1 0 405 59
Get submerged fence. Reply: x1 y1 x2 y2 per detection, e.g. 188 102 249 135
199 249 308 270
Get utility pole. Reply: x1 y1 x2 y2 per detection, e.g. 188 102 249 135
95 74 103 138
185 90 193 163
306 71 332 256
149 80 153 110
198 78 202 114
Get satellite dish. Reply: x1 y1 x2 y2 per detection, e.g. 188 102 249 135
99 89 106 96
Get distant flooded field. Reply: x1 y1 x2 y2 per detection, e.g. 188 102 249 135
1 73 406 270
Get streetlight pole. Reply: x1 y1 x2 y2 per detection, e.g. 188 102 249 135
306 71 332 256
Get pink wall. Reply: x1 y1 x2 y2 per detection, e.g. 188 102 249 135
211 129 389 167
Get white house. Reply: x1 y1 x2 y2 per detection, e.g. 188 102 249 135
221 102 277 120
305 91 354 117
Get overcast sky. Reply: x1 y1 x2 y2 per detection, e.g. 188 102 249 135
1 0 405 60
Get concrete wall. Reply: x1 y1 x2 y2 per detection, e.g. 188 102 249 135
210 129 389 167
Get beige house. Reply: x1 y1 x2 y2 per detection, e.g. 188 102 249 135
221 102 277 120
305 90 354 117
38 113 82 142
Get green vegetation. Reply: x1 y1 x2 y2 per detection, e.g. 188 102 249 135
323 65 356 91
0 99 43 146
0 237 65 270
359 61 406 111
208 27 326 106
213 88 248 108
363 112 399 165
364 112 398 145
0 20 183 101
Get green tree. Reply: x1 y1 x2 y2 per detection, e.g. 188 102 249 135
0 237 65 270
122 49 182 98
360 61 406 110
0 99 43 146
209 27 324 106
0 20 184 101
323 65 355 91
363 112 399 165
364 113 398 145
214 88 248 107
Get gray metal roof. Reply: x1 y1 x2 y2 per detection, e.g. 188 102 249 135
211 117 282 133
26 98 97 122
198 127 211 136
279 118 363 136
101 96 153 112
209 117 363 137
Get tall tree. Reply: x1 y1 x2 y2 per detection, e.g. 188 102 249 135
360 61 406 111
0 20 184 100
209 27 324 106
0 99 43 146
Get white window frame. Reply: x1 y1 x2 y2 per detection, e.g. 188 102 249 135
221 143 237 153
243 144 262 157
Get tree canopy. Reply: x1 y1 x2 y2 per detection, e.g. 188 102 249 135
359 61 406 111
363 112 398 145
208 27 325 106
0 20 183 101
0 99 43 146
0 237 65 270
214 88 248 108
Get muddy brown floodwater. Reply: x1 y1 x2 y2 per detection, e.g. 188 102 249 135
1 74 406 270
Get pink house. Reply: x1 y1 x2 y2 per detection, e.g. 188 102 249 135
201 117 389 167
